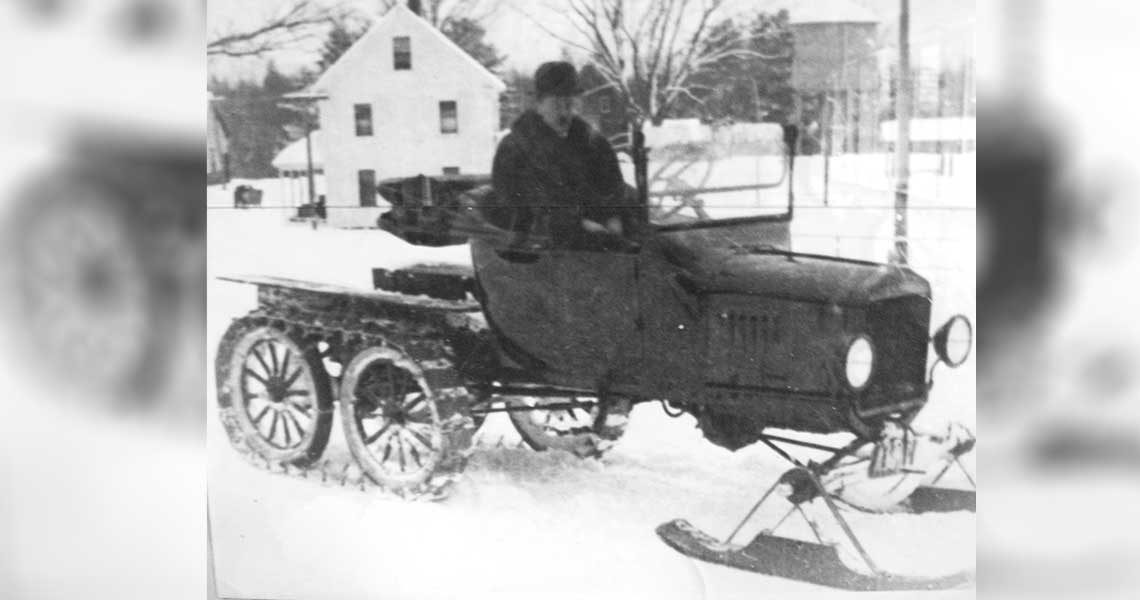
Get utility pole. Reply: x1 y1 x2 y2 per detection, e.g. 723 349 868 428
893 0 912 264
305 125 315 205
279 91 327 208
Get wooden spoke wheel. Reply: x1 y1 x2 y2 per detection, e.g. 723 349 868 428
2 178 157 397
508 395 632 458
216 323 333 465
340 346 447 492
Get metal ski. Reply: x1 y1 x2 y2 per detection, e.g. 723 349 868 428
907 430 976 514
908 486 975 514
658 427 976 590
657 519 973 591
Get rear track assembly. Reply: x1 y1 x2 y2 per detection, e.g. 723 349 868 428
215 308 475 500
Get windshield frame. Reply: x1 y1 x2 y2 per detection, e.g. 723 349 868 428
650 155 794 233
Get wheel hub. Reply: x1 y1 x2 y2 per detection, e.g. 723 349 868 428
381 403 409 425
80 259 114 301
264 377 290 403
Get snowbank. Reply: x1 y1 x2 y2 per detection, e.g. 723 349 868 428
207 208 975 598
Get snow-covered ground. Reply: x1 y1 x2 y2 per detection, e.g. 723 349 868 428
207 181 976 599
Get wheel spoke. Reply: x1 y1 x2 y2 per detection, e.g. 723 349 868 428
366 420 394 445
404 421 435 436
283 389 310 398
404 408 432 425
403 376 417 401
381 436 394 463
403 393 427 414
282 408 306 440
267 410 280 443
251 348 273 380
280 349 292 381
402 431 423 468
281 412 293 445
251 404 271 425
386 367 400 399
403 426 435 451
269 342 280 377
243 367 269 387
397 436 406 472
287 399 312 418
282 366 304 390
358 386 384 410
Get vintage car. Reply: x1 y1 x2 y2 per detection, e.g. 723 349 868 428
216 123 974 589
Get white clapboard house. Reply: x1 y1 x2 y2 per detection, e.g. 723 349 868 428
295 3 505 228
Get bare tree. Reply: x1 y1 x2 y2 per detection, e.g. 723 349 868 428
423 0 501 28
208 0 338 58
526 0 782 126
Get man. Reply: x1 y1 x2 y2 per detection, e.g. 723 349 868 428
491 61 631 248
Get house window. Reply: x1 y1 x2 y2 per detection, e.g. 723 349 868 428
354 104 373 136
358 169 376 206
393 36 411 70
442 167 460 175
439 101 458 134
599 96 611 114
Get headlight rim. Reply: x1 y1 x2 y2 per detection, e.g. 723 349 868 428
932 314 973 368
844 334 875 391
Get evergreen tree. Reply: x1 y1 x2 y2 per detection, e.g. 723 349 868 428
685 11 795 124
262 61 295 97
441 17 504 72
208 64 312 178
499 69 534 128
318 17 365 72
746 10 795 124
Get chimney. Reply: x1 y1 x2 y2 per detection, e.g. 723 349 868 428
407 0 422 16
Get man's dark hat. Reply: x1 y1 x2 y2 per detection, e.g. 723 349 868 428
534 61 582 97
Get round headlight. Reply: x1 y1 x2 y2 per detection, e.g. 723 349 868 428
933 314 973 367
845 335 874 390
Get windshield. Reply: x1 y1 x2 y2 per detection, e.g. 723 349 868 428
619 121 791 228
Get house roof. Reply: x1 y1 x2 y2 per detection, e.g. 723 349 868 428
309 3 505 94
272 131 324 171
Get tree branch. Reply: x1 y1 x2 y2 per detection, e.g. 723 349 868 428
207 0 333 57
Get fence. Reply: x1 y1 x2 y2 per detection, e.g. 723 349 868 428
789 151 975 324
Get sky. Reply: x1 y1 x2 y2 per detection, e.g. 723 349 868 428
208 0 573 82
207 0 974 84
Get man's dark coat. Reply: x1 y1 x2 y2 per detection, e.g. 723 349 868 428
491 110 629 246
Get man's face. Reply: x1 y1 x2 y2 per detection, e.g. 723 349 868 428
535 94 581 137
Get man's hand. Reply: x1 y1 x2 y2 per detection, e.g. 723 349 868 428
582 217 624 235
581 218 608 233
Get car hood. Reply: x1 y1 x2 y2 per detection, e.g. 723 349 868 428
685 250 931 305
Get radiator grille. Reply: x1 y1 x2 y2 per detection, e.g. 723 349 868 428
722 311 779 353
867 295 930 390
